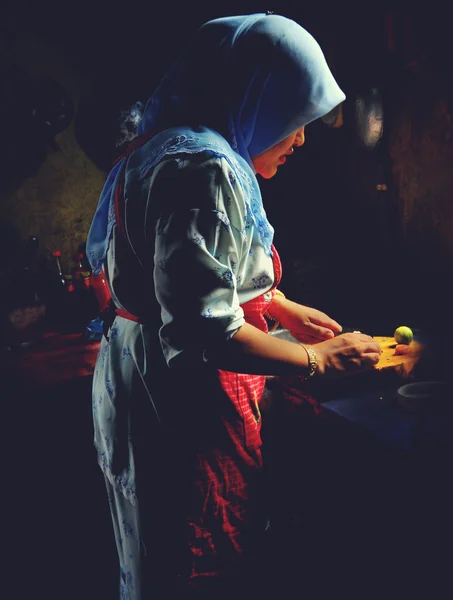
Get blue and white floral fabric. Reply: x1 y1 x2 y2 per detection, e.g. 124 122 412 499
92 145 276 503
123 127 276 366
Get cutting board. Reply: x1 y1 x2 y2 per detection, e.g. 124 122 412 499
373 336 424 377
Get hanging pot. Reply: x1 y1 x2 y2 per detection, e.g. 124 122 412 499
353 86 384 150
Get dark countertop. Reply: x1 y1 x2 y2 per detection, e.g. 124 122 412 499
268 326 451 454
321 385 451 453
263 338 451 596
4 326 449 456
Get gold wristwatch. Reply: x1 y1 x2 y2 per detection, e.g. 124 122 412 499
300 344 317 379
264 289 286 332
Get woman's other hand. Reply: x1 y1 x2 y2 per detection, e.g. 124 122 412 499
269 296 342 344
314 332 382 379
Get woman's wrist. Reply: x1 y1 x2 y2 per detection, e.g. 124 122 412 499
264 289 288 323
210 322 313 377
299 343 318 379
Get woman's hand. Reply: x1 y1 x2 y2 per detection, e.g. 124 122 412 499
269 296 342 344
314 332 382 379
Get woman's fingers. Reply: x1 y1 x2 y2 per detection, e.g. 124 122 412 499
352 351 380 365
345 332 382 353
328 319 343 334
293 333 330 345
363 351 382 364
310 315 343 335
317 332 383 378
291 326 336 342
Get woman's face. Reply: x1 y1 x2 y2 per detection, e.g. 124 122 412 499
252 126 305 179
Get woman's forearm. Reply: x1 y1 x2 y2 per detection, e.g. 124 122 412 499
266 293 297 322
206 322 311 376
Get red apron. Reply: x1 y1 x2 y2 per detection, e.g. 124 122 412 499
187 246 282 581
217 245 282 459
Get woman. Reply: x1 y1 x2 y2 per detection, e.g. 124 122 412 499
86 12 381 598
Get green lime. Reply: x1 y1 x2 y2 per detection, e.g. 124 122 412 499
394 326 413 345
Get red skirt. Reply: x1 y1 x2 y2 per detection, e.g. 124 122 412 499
187 246 282 582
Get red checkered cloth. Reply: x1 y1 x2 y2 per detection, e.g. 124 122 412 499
218 244 282 453
187 245 283 581
271 374 323 416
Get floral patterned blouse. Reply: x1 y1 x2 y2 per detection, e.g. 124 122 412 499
94 149 276 507
107 151 275 368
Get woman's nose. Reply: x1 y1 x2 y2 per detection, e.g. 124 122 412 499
295 127 305 146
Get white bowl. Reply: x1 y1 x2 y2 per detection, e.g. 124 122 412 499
396 381 450 412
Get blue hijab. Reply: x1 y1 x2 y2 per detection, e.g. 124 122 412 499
87 13 345 274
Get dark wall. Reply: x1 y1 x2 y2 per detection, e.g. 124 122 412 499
1 3 452 351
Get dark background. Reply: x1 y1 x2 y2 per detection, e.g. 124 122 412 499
1 4 452 598
2 1 452 338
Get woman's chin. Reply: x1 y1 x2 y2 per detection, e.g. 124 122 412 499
258 166 279 179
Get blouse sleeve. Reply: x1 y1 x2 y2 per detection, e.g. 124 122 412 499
148 154 247 367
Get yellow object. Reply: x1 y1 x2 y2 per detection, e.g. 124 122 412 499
373 336 423 377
